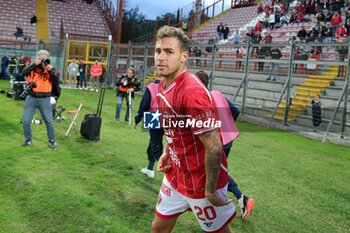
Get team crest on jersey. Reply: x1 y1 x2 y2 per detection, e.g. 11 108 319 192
160 183 172 196
143 110 161 129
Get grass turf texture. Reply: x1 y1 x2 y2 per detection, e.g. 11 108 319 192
0 79 349 233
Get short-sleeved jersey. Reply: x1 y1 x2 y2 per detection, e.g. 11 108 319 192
156 69 229 199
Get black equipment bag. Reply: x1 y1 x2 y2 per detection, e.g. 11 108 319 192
80 88 105 141
12 82 26 100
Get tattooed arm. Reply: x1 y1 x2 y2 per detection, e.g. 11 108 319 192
199 129 232 206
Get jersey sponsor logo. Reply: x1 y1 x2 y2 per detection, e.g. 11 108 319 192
204 222 213 227
143 110 161 129
160 183 172 196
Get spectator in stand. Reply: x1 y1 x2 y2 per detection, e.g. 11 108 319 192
237 42 246 69
281 4 286 14
233 30 240 44
194 47 202 67
317 11 326 24
330 0 337 12
275 7 281 25
30 15 37 25
319 22 327 41
1 54 9 80
308 92 322 129
310 0 317 16
254 20 263 33
310 40 322 55
265 4 271 15
322 0 330 16
326 10 333 23
251 31 262 54
324 23 333 50
223 24 230 40
308 26 319 42
68 59 79 89
345 9 350 22
345 18 350 41
264 32 273 44
289 12 297 25
296 11 305 24
90 60 102 92
263 14 270 28
14 26 24 39
258 43 267 71
336 34 347 77
336 23 347 39
297 26 308 42
216 22 224 42
17 55 26 73
281 13 290 26
258 4 264 14
9 53 17 79
266 46 282 81
296 3 305 15
331 11 342 37
269 10 276 30
78 59 87 90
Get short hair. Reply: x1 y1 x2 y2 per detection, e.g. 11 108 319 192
126 67 135 74
37 49 49 57
156 26 189 52
195 70 209 88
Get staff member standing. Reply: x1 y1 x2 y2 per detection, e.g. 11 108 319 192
21 50 59 149
9 53 17 78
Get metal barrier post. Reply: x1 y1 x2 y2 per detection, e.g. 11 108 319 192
106 38 113 86
127 43 133 67
242 40 251 114
283 42 296 125
142 43 149 93
209 43 216 90
340 43 350 137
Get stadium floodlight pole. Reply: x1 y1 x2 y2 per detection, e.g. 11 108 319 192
283 41 296 126
209 43 216 90
242 39 251 114
106 35 113 86
340 41 350 138
142 43 148 94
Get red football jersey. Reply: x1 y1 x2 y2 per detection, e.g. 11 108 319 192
157 69 229 198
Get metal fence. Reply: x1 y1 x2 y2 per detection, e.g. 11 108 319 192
1 38 349 142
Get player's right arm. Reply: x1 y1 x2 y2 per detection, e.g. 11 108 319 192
199 129 232 207
157 143 171 173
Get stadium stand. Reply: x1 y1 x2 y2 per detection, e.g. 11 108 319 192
0 0 37 42
189 0 350 135
47 0 110 40
0 0 111 42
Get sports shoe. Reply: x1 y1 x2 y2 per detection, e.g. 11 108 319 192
238 195 255 220
115 119 119 123
21 140 32 147
90 88 94 91
141 167 155 178
49 140 56 149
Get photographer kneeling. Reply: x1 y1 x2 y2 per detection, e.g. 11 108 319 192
115 67 140 122
21 50 59 149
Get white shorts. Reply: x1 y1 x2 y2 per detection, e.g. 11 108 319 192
155 176 236 233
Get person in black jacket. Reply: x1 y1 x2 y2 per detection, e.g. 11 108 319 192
223 24 230 40
266 46 282 81
216 22 224 42
21 49 59 149
194 47 202 67
258 44 267 71
114 67 140 122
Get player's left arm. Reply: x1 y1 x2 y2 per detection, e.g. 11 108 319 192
199 129 232 207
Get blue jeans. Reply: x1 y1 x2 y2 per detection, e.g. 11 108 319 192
115 94 132 121
268 62 279 80
1 66 7 79
216 32 222 41
224 141 242 200
22 95 55 142
80 73 87 88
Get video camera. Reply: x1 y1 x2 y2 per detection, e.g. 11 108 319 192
20 82 36 100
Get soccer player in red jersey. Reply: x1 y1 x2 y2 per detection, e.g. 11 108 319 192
151 26 236 233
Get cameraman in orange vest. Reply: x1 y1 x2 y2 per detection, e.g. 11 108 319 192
114 67 140 122
21 49 59 149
